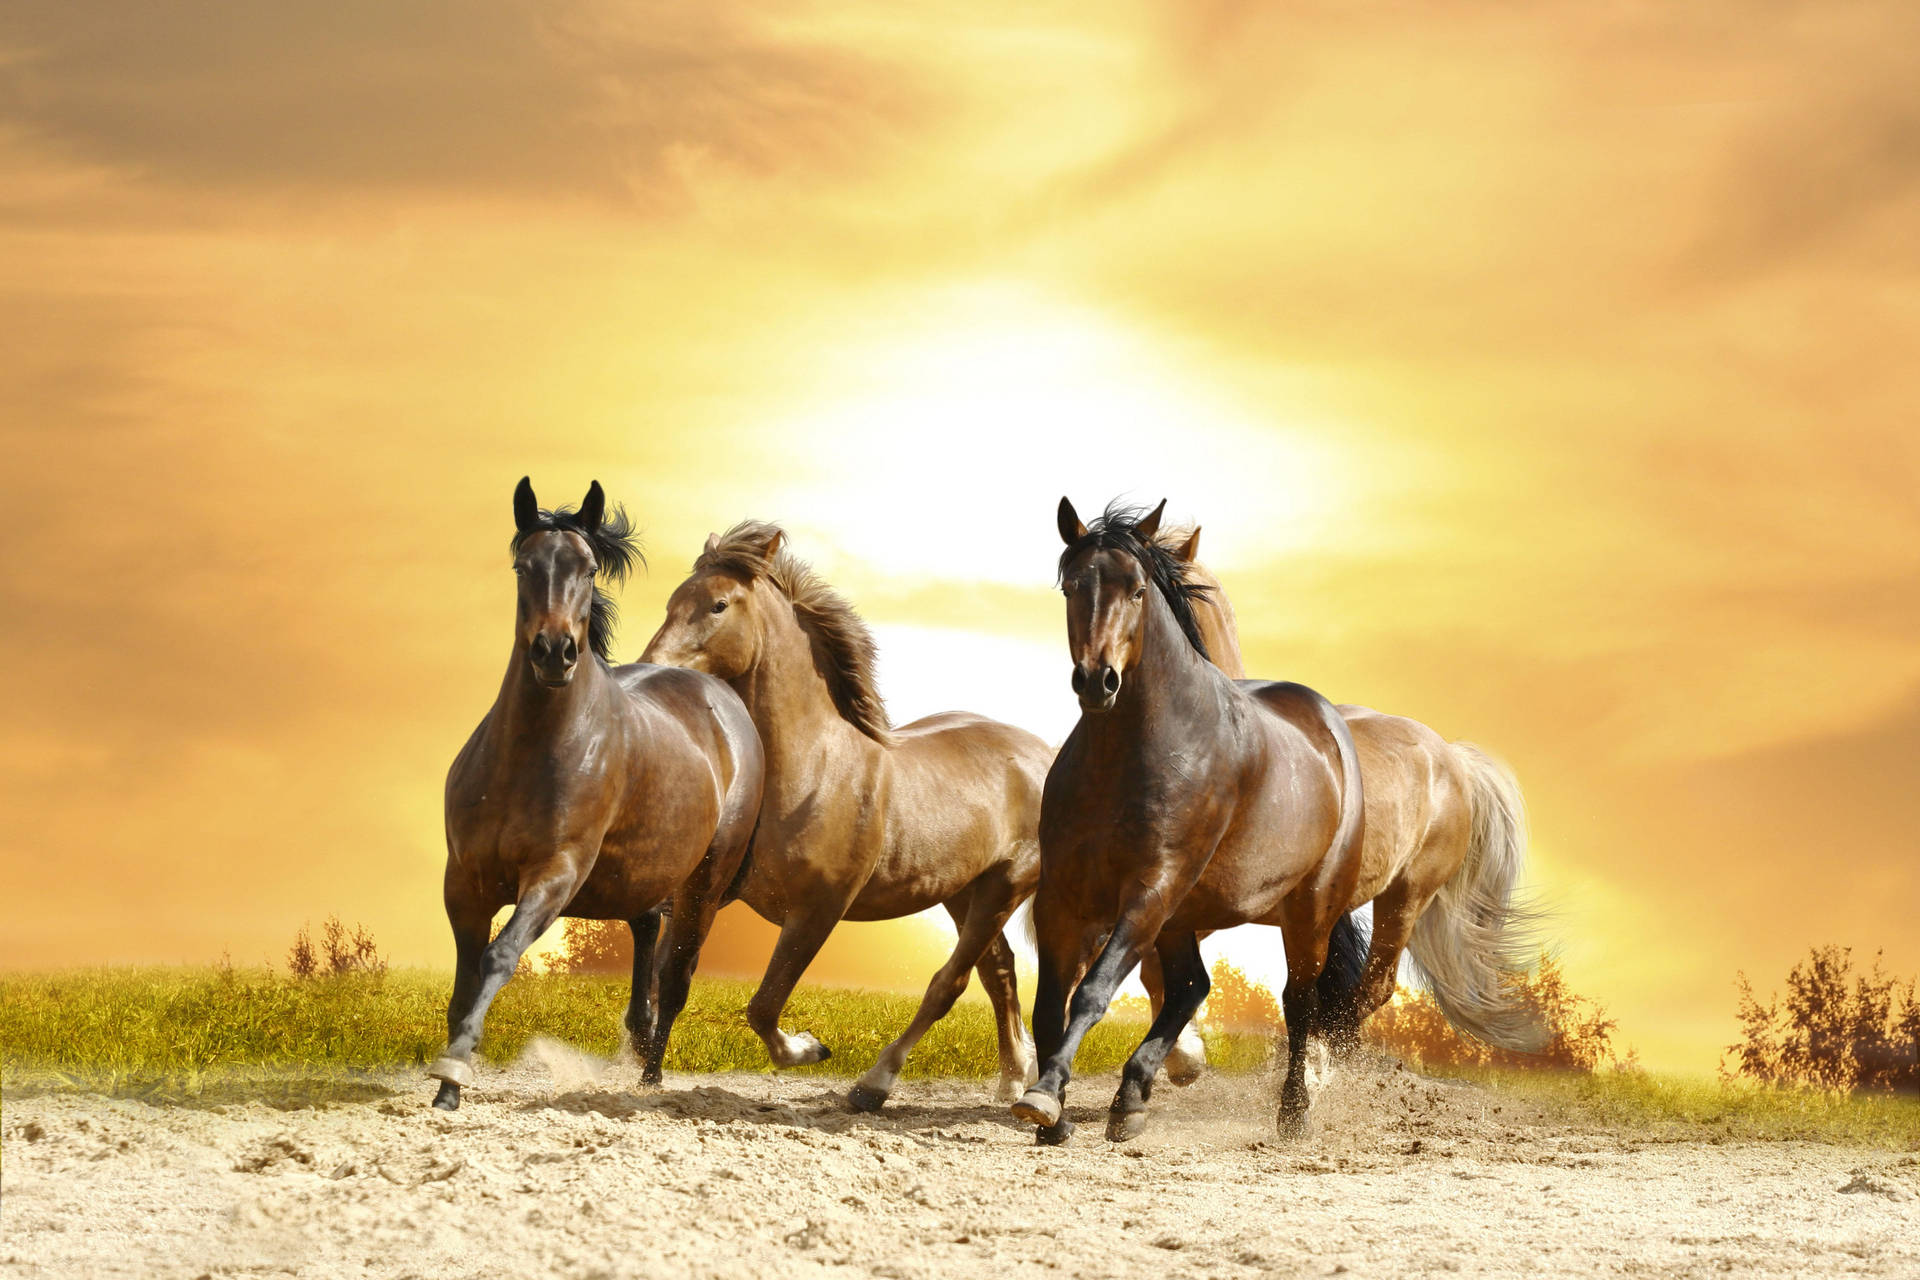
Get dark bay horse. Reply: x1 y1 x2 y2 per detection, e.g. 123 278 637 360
1141 525 1542 1058
428 479 764 1110
642 524 1051 1110
1012 499 1367 1144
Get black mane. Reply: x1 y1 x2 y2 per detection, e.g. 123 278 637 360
510 502 642 664
1058 501 1212 661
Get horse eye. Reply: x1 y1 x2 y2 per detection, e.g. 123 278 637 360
1132 587 1147 601
711 600 729 615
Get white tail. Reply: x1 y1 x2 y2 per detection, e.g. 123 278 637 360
1406 743 1547 1051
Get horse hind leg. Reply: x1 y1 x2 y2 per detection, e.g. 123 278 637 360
1108 931 1209 1142
977 930 1038 1102
1275 892 1342 1139
1142 945 1209 1087
623 909 665 1058
641 880 729 1085
850 879 1022 1112
947 884 1037 1103
1342 881 1426 1053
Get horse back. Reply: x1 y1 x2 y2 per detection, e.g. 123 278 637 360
886 712 1050 813
1336 704 1472 905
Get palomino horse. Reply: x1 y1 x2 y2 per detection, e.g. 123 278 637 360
429 479 765 1110
1139 524 1541 1057
642 524 1050 1110
1012 499 1368 1145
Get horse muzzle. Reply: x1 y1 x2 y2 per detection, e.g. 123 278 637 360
1071 662 1121 713
529 632 580 686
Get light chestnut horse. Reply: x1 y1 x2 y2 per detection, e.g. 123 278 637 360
642 523 1050 1110
1140 522 1542 1068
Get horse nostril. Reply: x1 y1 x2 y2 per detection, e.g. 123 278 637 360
1102 667 1121 695
561 635 578 664
1070 667 1087 695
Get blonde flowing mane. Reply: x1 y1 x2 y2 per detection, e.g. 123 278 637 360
695 522 893 744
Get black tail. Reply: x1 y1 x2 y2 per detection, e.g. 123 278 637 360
1316 910 1371 1051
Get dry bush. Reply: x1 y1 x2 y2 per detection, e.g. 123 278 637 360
287 918 385 979
548 919 635 975
1728 947 1920 1094
287 926 316 979
1200 959 1283 1033
1363 952 1622 1073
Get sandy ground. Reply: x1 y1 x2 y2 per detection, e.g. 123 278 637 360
5 1046 1918 1280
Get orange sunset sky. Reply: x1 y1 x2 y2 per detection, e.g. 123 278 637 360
3 1 1916 1072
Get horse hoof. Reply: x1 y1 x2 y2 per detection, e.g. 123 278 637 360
1035 1117 1076 1147
1164 1037 1207 1087
431 1082 461 1111
777 1032 832 1067
1106 1109 1148 1143
427 1056 475 1088
640 1066 664 1087
1165 1059 1205 1088
847 1083 889 1113
1276 1110 1315 1142
1011 1089 1062 1128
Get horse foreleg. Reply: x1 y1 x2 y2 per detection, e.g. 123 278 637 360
624 909 665 1063
1019 897 1095 1145
850 879 1022 1112
429 871 575 1108
1108 931 1209 1142
1014 895 1167 1140
432 903 492 1110
746 907 845 1067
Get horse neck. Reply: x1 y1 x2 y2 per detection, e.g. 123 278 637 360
731 592 874 774
489 643 615 752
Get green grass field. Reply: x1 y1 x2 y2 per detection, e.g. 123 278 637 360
0 967 1266 1105
3 968 1915 1149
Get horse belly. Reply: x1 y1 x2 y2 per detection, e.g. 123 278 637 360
569 765 724 917
1173 786 1345 931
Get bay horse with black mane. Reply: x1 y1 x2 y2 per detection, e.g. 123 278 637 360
642 523 1049 1111
1012 498 1368 1144
428 478 764 1110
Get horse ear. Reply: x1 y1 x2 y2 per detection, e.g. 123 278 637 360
1057 497 1087 546
760 528 785 562
1175 526 1202 563
1136 498 1167 542
513 477 539 533
703 532 720 556
578 481 605 530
